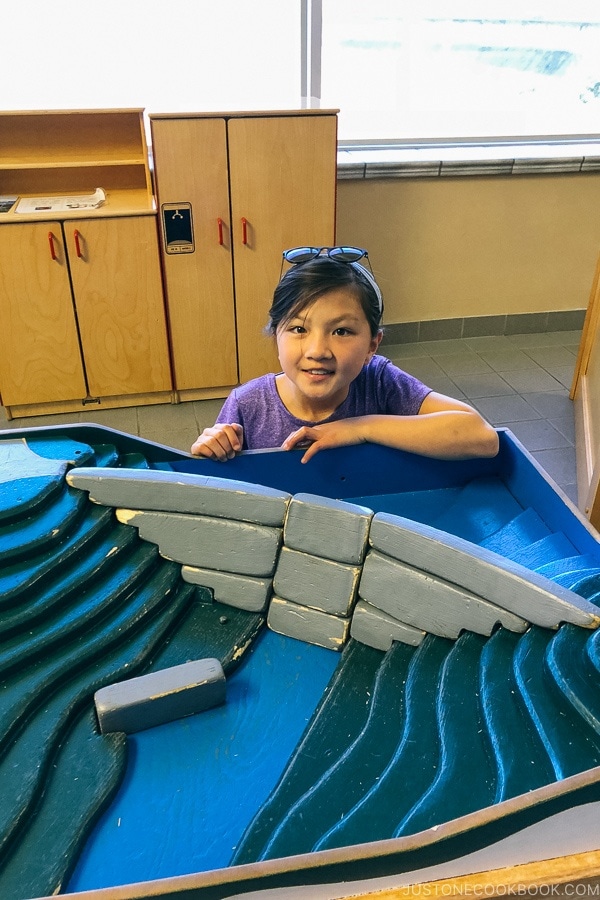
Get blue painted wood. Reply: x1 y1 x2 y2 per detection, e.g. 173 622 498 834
479 508 551 556
2 423 600 896
69 630 339 890
253 641 414 861
431 477 525 544
535 553 599 580
0 503 113 607
231 640 384 866
512 533 578 569
0 484 87 563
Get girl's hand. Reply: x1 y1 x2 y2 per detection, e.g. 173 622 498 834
281 420 365 463
190 423 244 460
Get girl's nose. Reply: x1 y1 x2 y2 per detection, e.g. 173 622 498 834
305 335 333 358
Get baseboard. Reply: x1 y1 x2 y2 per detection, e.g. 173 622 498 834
381 309 587 345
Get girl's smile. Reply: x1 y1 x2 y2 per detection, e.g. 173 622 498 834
274 288 381 421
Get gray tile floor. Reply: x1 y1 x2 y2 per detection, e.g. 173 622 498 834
0 329 581 504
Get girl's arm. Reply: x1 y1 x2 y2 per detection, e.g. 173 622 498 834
281 392 499 463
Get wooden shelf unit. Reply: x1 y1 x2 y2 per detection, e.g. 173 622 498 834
0 109 172 417
0 108 154 219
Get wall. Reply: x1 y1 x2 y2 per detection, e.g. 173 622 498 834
336 173 600 327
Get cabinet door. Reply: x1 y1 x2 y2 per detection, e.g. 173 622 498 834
66 216 172 397
151 117 238 390
228 114 338 383
0 223 86 406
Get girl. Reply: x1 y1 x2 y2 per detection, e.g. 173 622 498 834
191 247 499 464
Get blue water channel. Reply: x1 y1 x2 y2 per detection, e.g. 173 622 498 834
67 628 339 891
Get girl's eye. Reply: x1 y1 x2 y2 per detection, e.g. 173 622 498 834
289 325 306 334
334 327 352 336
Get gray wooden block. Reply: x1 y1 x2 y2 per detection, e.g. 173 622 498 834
359 549 528 639
267 595 349 651
283 492 373 564
67 467 291 526
273 546 361 617
182 565 272 612
369 512 600 630
94 658 226 734
350 599 426 651
116 509 281 577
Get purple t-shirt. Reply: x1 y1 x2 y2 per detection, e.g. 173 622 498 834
216 354 431 450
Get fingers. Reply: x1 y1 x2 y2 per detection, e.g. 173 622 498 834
281 426 322 463
190 423 243 460
281 426 316 451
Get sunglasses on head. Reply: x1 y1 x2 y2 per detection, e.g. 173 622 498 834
280 245 383 317
282 246 370 266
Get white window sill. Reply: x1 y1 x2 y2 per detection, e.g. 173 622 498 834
337 141 600 179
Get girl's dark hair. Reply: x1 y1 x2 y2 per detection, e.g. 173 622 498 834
266 257 384 338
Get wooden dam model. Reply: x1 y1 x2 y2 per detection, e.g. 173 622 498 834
3 423 600 899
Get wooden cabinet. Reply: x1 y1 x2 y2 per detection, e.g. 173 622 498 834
150 110 338 394
0 109 172 417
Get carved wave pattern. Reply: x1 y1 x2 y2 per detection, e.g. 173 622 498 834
232 481 600 864
0 437 264 900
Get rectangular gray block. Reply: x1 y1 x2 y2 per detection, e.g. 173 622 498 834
67 467 291 526
283 492 373 564
182 565 272 612
273 546 361 617
94 658 226 734
350 599 425 651
117 508 282 577
267 595 350 651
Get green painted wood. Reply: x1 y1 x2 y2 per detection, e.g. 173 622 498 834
0 577 195 863
255 640 414 860
0 709 127 900
0 484 88 563
479 627 555 802
0 503 113 606
514 626 600 779
565 571 600 601
546 625 600 733
585 629 600 677
0 562 184 758
0 542 161 677
0 523 142 637
231 640 384 866
315 634 452 850
395 632 497 837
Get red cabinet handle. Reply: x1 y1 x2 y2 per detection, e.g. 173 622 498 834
241 217 248 245
73 229 83 258
48 231 57 260
217 217 224 245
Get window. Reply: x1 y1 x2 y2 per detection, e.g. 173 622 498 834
320 1 600 145
2 1 599 151
1 0 300 114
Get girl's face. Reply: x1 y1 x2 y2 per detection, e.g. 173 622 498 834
275 288 382 418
